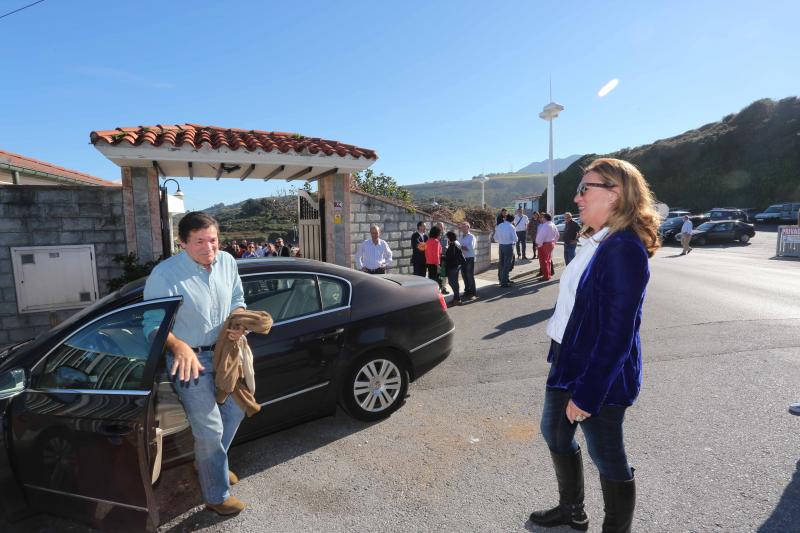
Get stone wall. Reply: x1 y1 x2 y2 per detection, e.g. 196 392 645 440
0 185 126 344
349 190 491 274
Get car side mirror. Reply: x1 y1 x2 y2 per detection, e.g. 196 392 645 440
0 369 25 400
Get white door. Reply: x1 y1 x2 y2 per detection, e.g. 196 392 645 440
11 245 100 313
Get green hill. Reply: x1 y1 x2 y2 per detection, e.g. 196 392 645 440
406 172 548 209
541 97 800 213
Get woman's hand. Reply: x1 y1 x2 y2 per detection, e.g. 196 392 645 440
566 399 591 424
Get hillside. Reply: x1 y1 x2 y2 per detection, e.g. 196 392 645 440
405 172 548 208
518 154 582 174
541 97 800 213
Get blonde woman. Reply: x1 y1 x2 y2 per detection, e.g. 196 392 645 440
530 158 660 532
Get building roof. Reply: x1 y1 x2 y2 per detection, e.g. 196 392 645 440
0 148 119 187
90 124 377 160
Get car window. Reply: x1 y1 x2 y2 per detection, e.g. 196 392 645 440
33 301 172 391
697 222 715 231
243 274 322 323
318 276 349 311
716 223 733 231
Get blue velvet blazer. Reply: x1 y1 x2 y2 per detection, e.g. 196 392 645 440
547 229 650 414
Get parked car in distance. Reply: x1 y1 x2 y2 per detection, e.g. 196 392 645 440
556 216 581 235
689 220 755 246
708 208 748 222
552 214 566 226
666 210 691 219
0 257 455 531
740 208 761 223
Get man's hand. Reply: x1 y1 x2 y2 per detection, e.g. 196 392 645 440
566 399 591 424
169 338 204 382
226 325 246 342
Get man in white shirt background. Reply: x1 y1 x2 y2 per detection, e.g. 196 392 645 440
495 214 518 287
514 208 530 260
355 225 394 274
680 215 693 255
459 222 478 299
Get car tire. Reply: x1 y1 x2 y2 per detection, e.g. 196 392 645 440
739 234 750 243
695 236 706 246
341 352 409 422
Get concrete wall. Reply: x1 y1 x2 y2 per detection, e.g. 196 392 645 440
349 190 490 274
0 185 126 344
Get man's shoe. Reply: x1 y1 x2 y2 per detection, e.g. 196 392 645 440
679 252 686 256
452 299 462 306
206 496 246 516
687 247 692 254
441 288 450 295
468 294 477 300
789 402 800 416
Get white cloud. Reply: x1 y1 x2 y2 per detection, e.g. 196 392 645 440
597 78 619 98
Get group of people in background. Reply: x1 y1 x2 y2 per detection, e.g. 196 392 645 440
409 221 477 305
222 237 293 259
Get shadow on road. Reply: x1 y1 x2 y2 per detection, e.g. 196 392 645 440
161 410 376 532
484 307 555 339
757 459 800 533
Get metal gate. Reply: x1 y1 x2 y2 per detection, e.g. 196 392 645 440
298 190 323 261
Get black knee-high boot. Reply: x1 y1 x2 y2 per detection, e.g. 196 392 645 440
529 449 589 531
599 472 636 533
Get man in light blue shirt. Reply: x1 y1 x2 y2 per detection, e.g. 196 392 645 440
459 222 478 299
143 211 247 516
495 214 518 287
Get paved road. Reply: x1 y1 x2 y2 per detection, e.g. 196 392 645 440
9 229 800 532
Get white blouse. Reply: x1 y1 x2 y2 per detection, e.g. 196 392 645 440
546 227 610 344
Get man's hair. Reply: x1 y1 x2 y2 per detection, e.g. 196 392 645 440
543 213 553 221
505 214 515 222
370 225 381 233
429 226 441 238
446 231 457 241
461 222 470 230
565 212 572 218
501 208 507 213
178 211 219 242
417 221 426 230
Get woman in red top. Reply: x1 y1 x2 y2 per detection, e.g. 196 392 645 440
424 226 442 284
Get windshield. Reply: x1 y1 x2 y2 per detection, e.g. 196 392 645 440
764 205 782 213
697 222 716 231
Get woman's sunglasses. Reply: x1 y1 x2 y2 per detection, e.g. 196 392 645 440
576 182 616 196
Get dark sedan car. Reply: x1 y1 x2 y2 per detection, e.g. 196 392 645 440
689 220 755 245
658 215 709 243
0 258 454 531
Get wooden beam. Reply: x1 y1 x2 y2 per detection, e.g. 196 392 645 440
286 166 313 182
263 165 285 181
215 164 224 181
239 164 256 181
188 161 194 180
152 160 166 178
305 167 339 183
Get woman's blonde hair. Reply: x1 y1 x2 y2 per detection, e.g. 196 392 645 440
582 158 661 257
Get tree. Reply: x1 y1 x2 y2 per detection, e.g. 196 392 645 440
352 169 412 203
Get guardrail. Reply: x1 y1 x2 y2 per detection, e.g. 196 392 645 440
776 225 800 258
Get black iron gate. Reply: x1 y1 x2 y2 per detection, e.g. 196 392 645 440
298 190 323 261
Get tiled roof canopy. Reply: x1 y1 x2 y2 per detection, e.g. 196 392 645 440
0 148 118 187
90 124 377 160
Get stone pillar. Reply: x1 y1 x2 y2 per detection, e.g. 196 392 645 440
319 172 352 267
120 166 163 263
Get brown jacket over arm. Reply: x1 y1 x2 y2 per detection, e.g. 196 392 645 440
213 310 273 417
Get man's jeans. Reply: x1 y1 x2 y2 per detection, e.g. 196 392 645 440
168 350 245 504
498 244 514 285
540 343 632 481
462 257 476 295
447 266 461 301
564 242 577 265
516 231 527 257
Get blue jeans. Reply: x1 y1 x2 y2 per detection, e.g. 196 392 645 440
498 244 514 285
540 344 632 481
168 350 245 504
516 231 527 257
447 266 461 300
564 243 577 265
461 257 476 295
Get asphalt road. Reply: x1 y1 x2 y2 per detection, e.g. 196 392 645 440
9 228 800 532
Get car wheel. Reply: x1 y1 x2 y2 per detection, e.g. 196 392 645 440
342 352 409 422
739 234 750 243
695 237 706 246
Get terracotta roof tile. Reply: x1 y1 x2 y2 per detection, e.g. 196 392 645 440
90 124 378 160
0 148 119 187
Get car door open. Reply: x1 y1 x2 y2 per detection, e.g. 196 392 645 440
6 296 181 532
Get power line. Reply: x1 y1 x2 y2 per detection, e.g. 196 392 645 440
0 0 45 21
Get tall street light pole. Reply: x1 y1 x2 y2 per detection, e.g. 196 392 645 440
479 174 489 208
539 93 564 215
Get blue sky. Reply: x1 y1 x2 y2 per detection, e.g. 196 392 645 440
1 0 798 210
